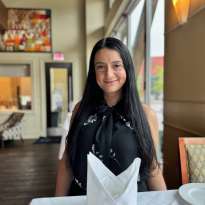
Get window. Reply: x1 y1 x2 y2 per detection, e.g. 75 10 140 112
129 0 145 102
127 0 164 132
0 64 32 111
129 0 145 54
112 18 128 46
150 0 164 132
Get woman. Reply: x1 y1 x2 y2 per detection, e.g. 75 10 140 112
55 37 166 196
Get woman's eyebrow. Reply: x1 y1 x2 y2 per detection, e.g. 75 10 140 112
95 61 106 65
95 60 123 65
112 60 123 64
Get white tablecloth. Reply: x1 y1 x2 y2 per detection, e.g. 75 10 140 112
30 190 188 205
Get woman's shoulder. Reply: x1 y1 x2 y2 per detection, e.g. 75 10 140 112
70 101 81 124
72 101 81 115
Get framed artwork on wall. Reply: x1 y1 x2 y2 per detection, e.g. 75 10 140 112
0 8 52 52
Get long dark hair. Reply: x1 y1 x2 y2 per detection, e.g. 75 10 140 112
66 37 158 176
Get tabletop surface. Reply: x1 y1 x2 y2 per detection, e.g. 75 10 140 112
30 190 188 205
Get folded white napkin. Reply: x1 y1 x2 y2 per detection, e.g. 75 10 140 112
87 152 141 205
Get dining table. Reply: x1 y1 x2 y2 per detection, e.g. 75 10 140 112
30 190 188 205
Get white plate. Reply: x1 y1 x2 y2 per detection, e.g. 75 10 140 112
178 183 205 205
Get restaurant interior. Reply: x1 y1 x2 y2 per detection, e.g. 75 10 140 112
0 0 205 204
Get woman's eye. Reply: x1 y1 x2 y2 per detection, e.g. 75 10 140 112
95 65 105 71
113 64 122 69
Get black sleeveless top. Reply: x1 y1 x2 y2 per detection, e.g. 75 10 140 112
69 101 149 196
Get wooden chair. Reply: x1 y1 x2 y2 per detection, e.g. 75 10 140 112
178 137 205 184
0 112 24 147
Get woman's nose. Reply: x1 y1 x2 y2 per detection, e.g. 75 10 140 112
105 65 114 78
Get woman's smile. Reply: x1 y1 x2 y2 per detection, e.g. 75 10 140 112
104 79 118 84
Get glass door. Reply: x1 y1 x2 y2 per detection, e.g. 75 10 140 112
45 62 73 137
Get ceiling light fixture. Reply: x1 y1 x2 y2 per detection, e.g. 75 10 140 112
172 0 190 24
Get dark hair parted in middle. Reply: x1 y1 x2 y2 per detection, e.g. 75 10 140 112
66 37 158 178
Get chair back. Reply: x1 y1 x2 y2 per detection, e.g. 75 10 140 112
6 112 24 128
179 137 205 184
1 113 16 125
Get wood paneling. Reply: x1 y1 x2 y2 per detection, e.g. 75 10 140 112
165 101 205 135
164 1 205 189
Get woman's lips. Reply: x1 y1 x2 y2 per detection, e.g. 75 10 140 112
104 80 118 84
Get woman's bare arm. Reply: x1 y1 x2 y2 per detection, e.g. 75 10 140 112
55 152 73 196
143 104 167 190
55 102 80 196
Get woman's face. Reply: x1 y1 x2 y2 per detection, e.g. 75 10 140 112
94 48 127 97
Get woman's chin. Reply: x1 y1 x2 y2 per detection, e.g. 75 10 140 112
103 87 122 95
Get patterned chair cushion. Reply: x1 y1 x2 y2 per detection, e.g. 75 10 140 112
2 122 22 140
186 144 205 183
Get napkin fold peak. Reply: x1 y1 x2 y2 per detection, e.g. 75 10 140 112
87 152 141 205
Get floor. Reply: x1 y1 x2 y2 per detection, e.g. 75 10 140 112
0 140 59 205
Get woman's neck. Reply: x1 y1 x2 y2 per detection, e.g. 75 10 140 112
104 92 121 107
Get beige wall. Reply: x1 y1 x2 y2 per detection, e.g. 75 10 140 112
163 1 205 188
85 0 105 70
0 0 87 138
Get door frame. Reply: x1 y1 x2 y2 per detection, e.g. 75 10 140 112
45 62 73 135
